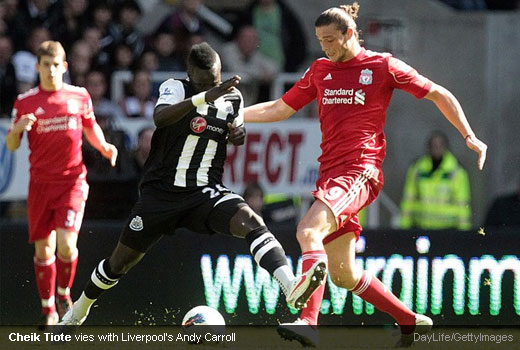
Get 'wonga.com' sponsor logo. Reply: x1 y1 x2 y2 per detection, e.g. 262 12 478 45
0 126 15 194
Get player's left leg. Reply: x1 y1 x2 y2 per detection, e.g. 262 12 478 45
54 177 88 319
325 233 432 345
207 199 326 309
55 228 79 319
59 241 148 326
34 232 59 325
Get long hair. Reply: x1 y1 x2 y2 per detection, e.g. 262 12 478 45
315 3 363 43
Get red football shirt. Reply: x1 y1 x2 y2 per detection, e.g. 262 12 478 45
283 48 432 178
10 84 96 182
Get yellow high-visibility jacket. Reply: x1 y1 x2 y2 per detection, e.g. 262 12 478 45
400 151 471 230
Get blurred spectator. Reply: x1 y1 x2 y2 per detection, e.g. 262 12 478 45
90 2 116 51
485 177 520 228
156 0 205 61
400 131 471 230
152 32 184 71
235 0 307 73
0 35 17 117
138 50 162 97
67 39 92 86
138 50 160 72
263 193 300 231
119 70 156 119
221 25 279 105
82 114 137 220
85 70 126 124
111 42 136 72
1 0 29 51
243 182 265 216
18 0 55 29
132 126 154 176
110 0 144 58
242 182 299 231
49 0 89 50
11 26 51 92
82 26 111 67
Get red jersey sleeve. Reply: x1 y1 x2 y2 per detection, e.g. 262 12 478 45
387 56 432 99
82 91 96 128
282 65 317 111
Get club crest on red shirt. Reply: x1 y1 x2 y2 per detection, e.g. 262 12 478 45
359 69 373 85
190 116 207 133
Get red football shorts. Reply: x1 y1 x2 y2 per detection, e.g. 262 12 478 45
27 177 89 242
312 164 383 244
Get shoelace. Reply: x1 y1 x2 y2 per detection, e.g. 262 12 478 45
273 275 291 296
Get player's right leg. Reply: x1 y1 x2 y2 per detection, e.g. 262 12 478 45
34 234 59 326
28 181 59 325
277 199 335 346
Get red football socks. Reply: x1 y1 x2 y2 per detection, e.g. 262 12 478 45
352 271 415 333
34 256 56 314
300 250 327 325
56 251 78 300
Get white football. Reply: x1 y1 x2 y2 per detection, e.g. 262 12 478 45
182 306 226 343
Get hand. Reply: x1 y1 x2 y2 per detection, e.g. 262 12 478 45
101 143 118 167
205 75 241 103
14 113 37 133
228 123 245 145
465 135 487 170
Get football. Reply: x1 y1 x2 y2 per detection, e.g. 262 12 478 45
182 306 226 344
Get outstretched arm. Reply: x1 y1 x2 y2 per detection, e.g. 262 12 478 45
244 98 296 123
83 124 118 167
424 83 487 170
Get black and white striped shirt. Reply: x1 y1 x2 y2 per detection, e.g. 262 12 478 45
140 78 244 192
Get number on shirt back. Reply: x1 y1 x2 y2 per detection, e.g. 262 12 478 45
202 184 228 199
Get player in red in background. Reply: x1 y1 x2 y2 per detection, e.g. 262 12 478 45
245 3 487 347
6 41 118 326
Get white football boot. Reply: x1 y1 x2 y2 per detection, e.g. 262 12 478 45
57 306 87 326
286 260 327 309
277 318 320 347
396 314 433 348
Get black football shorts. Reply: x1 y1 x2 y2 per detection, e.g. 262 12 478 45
119 183 247 252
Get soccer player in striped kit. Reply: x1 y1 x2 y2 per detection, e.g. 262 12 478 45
244 3 487 347
6 41 118 325
59 42 326 326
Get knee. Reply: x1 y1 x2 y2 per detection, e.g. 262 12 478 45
230 206 265 238
296 226 322 247
108 259 133 275
108 255 140 275
34 244 54 261
329 266 360 290
57 245 77 260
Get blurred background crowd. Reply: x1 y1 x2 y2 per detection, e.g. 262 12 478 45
1 0 519 230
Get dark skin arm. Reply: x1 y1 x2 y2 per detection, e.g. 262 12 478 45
153 76 241 128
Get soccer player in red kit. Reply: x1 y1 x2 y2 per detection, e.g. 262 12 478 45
244 3 487 347
6 41 118 326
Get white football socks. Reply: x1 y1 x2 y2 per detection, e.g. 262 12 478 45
273 265 295 296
